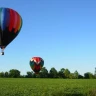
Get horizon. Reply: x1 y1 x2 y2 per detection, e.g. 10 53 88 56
0 0 96 76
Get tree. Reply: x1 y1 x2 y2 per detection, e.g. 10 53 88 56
9 69 20 78
58 68 65 78
32 73 36 78
74 70 79 79
64 69 70 78
69 73 75 79
36 74 40 78
26 71 33 78
84 72 94 79
89 72 94 79
0 72 5 77
49 67 58 78
39 67 48 78
20 75 25 78
5 72 9 77
78 74 83 79
94 67 96 78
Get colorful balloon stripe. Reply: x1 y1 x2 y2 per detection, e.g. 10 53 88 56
0 7 22 33
0 7 22 51
30 57 44 74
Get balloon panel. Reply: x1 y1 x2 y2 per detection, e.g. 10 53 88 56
30 57 44 73
0 7 22 48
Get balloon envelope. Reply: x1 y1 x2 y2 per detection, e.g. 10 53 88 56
29 57 44 74
0 7 22 54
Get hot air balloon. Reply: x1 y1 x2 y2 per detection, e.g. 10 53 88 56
0 7 22 55
29 57 44 74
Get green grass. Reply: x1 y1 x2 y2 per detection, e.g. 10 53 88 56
0 78 96 96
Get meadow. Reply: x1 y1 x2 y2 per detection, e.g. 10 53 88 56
0 78 96 96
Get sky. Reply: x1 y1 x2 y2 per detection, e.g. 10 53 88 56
0 0 96 75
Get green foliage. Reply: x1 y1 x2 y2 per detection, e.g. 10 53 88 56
0 78 96 96
39 67 48 78
84 72 95 79
64 69 70 78
26 71 33 78
74 70 79 79
4 72 9 77
49 67 58 78
9 69 20 78
78 75 84 79
0 67 96 79
58 68 65 78
69 73 75 79
0 72 5 77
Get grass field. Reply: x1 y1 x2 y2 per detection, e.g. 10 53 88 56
0 78 96 96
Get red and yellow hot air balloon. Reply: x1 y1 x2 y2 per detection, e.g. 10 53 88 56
0 7 22 55
29 57 44 74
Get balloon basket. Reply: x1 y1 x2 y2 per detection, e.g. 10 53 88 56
1 52 4 55
1 48 4 55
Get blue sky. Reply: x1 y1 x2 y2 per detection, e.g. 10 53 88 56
0 0 96 75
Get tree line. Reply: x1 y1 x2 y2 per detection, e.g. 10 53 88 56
0 67 96 79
